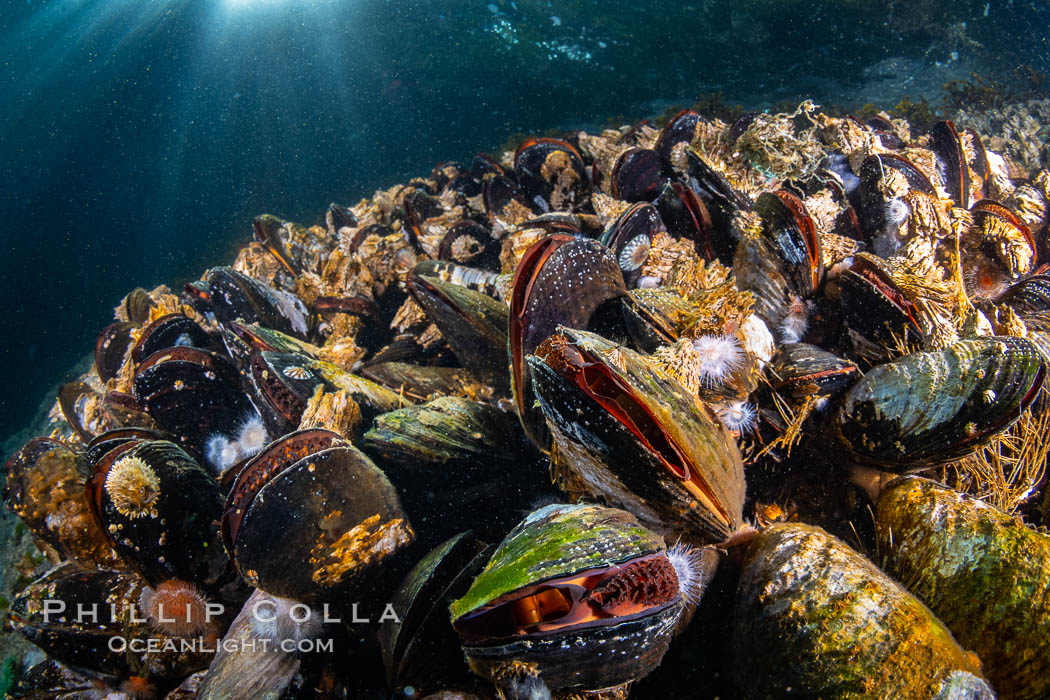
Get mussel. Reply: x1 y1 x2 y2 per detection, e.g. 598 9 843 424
450 504 692 697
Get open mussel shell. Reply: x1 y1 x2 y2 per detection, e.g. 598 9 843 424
655 181 719 261
204 266 309 338
732 523 993 699
133 346 254 453
509 235 627 450
836 337 1045 470
87 439 226 587
599 202 663 287
9 563 213 680
221 429 414 604
3 437 122 569
409 262 509 391
450 504 684 695
513 136 587 211
380 532 492 695
528 327 745 543
871 475 1050 700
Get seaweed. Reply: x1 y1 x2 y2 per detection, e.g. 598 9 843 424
892 96 937 133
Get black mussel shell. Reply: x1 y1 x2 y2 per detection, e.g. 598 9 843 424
655 181 720 262
769 343 860 404
971 198 1037 269
222 429 414 603
408 267 509 391
122 287 156 325
728 112 761 145
205 267 309 338
324 202 358 235
687 149 752 233
509 236 627 450
513 136 587 211
483 174 524 223
253 214 301 277
346 222 396 256
131 313 211 364
611 147 671 203
403 189 445 253
838 255 922 351
87 439 226 586
436 219 500 270
431 161 465 190
755 190 823 297
380 532 492 695
95 321 136 383
836 337 1046 469
471 152 507 179
9 564 213 679
655 109 701 166
246 349 327 435
359 363 482 403
86 427 173 466
932 119 971 209
600 202 663 287
133 346 254 452
4 438 122 569
447 172 484 198
857 153 935 239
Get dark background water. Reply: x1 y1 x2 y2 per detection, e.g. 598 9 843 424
1 0 1048 444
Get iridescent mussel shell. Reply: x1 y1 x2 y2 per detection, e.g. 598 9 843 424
873 476 1050 700
528 327 745 543
835 337 1045 469
449 504 684 696
732 523 993 699
221 429 414 603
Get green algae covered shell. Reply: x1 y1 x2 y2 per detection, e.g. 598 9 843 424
733 523 993 700
450 503 664 621
836 337 1044 470
874 476 1050 700
449 503 682 693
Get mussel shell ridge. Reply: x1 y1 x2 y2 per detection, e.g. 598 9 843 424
836 337 1045 469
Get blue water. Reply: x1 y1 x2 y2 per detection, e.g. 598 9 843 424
1 0 1048 437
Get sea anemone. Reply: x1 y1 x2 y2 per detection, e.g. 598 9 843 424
666 542 713 606
884 197 910 231
234 411 269 458
715 400 757 434
139 579 213 638
690 334 745 386
104 455 159 519
618 234 651 272
204 433 240 474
